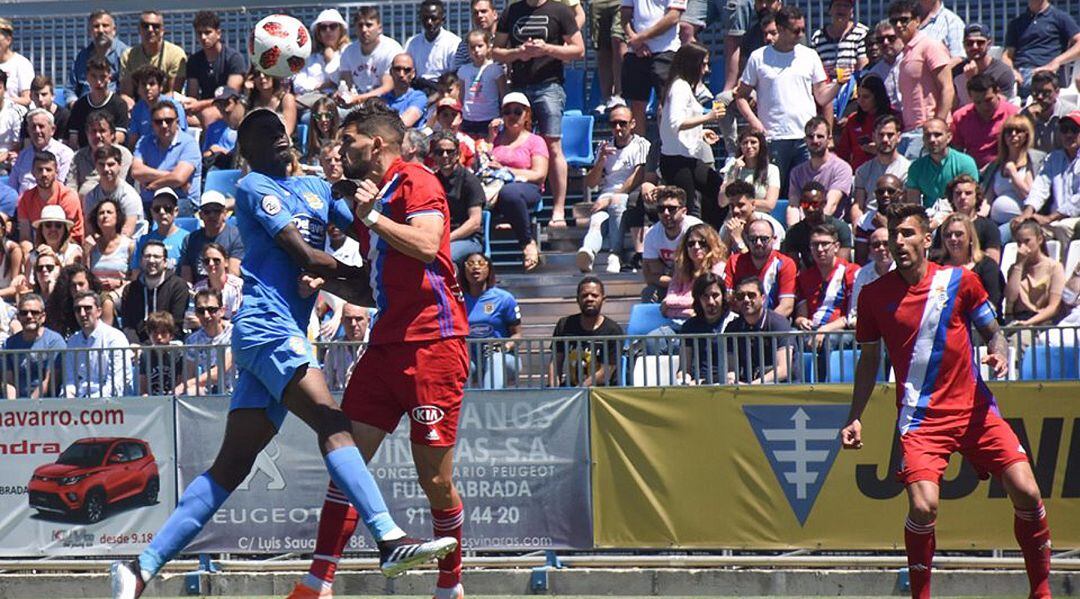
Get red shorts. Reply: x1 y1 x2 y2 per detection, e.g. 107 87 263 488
342 337 468 447
897 408 1030 485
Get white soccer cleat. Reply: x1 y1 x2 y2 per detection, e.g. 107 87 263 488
110 559 146 599
378 536 458 578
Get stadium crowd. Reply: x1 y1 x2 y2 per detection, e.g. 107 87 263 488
0 0 1079 397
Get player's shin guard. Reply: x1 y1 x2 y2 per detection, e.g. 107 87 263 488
1015 502 1052 599
323 446 404 541
139 473 230 581
432 504 464 589
904 518 936 599
301 482 361 594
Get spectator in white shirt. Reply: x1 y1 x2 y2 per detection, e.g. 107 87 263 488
181 288 234 396
10 109 75 194
293 10 351 99
621 0 687 136
337 7 403 107
0 71 26 164
63 290 133 398
867 21 903 110
406 0 462 86
642 185 703 301
323 303 371 392
0 19 35 108
849 226 894 328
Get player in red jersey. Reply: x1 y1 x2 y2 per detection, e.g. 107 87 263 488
289 101 471 599
841 203 1052 599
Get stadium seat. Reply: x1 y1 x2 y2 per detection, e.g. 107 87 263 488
564 68 586 114
204 169 243 200
770 199 789 224
999 242 1017 277
1047 239 1062 262
632 355 681 386
708 57 725 93
1066 239 1080 277
587 72 603 113
562 113 595 168
1020 345 1080 381
801 352 818 384
626 303 675 336
53 87 68 107
175 216 201 233
482 210 492 257
825 348 859 382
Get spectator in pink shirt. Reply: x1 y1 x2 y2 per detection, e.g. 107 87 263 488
950 73 1020 169
890 0 954 157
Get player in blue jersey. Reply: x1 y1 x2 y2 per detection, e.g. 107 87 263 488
111 109 456 599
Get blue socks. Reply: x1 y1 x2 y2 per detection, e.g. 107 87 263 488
324 446 402 541
139 473 230 580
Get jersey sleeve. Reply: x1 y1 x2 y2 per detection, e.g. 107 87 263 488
238 174 293 239
401 169 449 221
502 292 522 326
777 256 797 298
723 255 737 291
841 263 858 315
329 197 354 231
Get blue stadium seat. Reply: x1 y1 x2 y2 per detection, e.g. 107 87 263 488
53 87 68 108
175 216 201 233
626 303 675 336
771 199 789 224
482 210 491 257
826 349 859 383
204 169 243 199
801 352 818 384
1020 345 1080 381
564 68 586 113
562 113 595 168
294 122 309 156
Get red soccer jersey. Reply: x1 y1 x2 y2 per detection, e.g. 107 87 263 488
356 157 470 345
856 263 999 433
724 250 797 311
796 258 856 326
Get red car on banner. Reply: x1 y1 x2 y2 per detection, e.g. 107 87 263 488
28 438 159 523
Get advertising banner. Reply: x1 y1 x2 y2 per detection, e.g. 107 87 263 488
0 398 177 556
591 383 1080 549
178 389 592 553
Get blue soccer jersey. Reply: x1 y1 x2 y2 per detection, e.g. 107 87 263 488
230 172 353 425
464 287 521 339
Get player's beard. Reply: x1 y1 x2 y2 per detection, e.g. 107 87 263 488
342 146 376 180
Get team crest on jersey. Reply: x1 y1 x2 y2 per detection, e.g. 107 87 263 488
262 195 282 216
411 405 445 425
930 278 950 308
304 191 324 210
483 302 495 314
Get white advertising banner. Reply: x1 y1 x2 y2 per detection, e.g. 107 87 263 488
0 398 177 556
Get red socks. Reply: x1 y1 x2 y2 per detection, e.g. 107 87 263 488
432 504 464 589
904 518 936 599
304 482 359 592
1015 502 1052 599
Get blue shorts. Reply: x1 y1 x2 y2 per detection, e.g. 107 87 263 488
517 82 565 138
230 329 318 430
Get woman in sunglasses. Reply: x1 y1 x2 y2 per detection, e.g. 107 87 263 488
487 92 548 270
662 223 727 320
982 115 1044 238
293 9 351 98
191 242 243 320
458 252 521 389
0 212 25 301
246 67 297 136
27 205 82 278
303 95 340 166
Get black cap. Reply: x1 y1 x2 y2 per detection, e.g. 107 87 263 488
964 23 991 39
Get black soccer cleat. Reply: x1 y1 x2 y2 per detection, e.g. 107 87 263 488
110 559 147 599
377 536 458 578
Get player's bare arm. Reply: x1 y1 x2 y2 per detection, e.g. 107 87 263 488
976 318 1010 379
841 341 881 450
353 178 444 263
275 225 367 280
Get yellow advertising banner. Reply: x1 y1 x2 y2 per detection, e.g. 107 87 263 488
590 383 1080 549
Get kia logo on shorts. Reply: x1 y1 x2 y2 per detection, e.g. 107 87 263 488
411 406 445 425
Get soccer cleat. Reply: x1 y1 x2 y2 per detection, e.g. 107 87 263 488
285 581 333 598
433 583 465 599
110 559 146 599
378 536 458 578
576 249 595 273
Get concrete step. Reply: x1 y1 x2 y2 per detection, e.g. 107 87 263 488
498 272 643 299
517 296 637 333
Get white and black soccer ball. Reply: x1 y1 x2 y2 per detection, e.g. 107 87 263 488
249 14 311 79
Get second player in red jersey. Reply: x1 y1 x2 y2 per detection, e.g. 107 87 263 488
841 203 1052 599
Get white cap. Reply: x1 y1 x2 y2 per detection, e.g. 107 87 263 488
312 8 347 29
501 92 531 109
200 190 228 208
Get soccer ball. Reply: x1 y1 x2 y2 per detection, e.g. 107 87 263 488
249 14 311 79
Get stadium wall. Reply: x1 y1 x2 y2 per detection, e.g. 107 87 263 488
1 384 1077 558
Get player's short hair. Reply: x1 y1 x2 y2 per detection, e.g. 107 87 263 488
966 73 999 94
577 275 605 297
73 290 101 308
884 202 930 233
874 113 901 132
193 10 220 31
809 222 840 241
342 98 406 148
93 144 123 164
724 180 756 202
145 310 176 334
654 185 687 206
355 6 381 24
804 116 829 136
734 275 765 295
774 5 804 30
142 238 169 259
32 151 57 167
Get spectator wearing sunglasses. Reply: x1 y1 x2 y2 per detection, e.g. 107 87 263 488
293 9 351 98
851 114 908 226
127 65 189 150
1003 0 1080 97
781 181 853 269
867 21 904 109
1021 71 1076 154
3 293 66 398
952 24 1016 107
381 54 428 128
302 95 338 166
181 287 234 395
853 174 902 264
179 191 242 284
849 226 894 330
1011 111 1080 246
891 0 954 156
950 74 1020 169
431 132 485 263
191 242 243 320
119 10 187 99
131 102 201 215
120 238 191 344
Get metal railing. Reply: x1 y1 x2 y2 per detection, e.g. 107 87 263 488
1 325 1078 399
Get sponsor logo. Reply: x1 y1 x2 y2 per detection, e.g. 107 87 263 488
412 406 445 425
262 195 282 216
0 440 61 455
744 405 848 525
426 429 441 442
